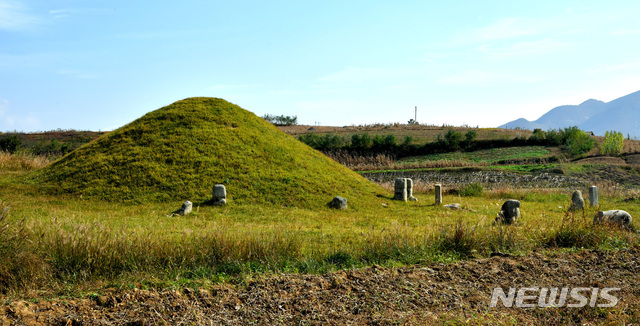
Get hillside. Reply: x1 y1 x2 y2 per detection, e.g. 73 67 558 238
29 97 384 206
500 90 640 138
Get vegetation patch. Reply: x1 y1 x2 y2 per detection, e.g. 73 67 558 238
28 98 384 206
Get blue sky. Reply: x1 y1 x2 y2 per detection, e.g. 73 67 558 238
1 0 640 132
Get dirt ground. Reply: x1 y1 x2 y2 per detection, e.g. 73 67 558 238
2 247 639 325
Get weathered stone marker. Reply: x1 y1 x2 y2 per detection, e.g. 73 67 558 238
329 196 348 210
594 210 632 228
570 190 585 211
172 200 193 216
589 186 598 207
435 184 442 205
406 178 418 201
394 178 418 201
495 199 520 224
212 184 227 206
394 178 408 201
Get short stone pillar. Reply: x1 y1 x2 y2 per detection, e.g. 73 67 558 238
329 196 347 210
589 186 598 207
212 184 227 206
570 190 585 211
435 184 442 205
394 178 407 201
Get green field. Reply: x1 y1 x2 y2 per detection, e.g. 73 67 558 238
398 146 554 166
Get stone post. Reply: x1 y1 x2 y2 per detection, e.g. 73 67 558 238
212 184 227 206
435 184 442 205
589 186 598 207
394 178 407 201
570 190 584 211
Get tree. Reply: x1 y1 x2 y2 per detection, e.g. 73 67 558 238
262 114 298 126
601 130 624 156
443 129 463 151
561 126 596 157
350 133 373 149
0 134 20 153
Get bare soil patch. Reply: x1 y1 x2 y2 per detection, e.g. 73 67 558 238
3 247 639 325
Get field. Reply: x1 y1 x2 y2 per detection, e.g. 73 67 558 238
2 154 640 324
2 111 640 324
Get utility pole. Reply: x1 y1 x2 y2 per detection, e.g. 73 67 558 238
414 106 417 122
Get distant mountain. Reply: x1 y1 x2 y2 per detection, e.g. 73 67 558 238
580 90 640 138
499 90 640 138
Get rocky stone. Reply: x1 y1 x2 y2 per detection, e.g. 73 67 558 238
172 200 193 216
394 178 407 201
435 184 442 205
594 210 632 228
328 196 348 210
589 186 598 207
495 199 520 224
444 203 461 210
212 184 227 206
570 190 585 211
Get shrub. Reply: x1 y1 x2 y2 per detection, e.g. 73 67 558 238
0 134 20 153
459 183 484 197
601 130 624 156
561 126 596 157
350 133 373 149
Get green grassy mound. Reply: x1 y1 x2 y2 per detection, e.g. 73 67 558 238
29 98 384 207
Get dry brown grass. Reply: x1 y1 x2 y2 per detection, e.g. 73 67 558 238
0 152 51 171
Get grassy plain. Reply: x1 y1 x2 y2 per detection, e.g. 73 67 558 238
1 156 638 298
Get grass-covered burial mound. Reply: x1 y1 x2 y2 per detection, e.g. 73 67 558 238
30 97 384 206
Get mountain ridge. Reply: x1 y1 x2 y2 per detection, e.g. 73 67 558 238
499 90 640 138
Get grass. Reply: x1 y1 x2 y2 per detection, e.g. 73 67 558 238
2 158 639 295
28 98 385 207
398 146 553 166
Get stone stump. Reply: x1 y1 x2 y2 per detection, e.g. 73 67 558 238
406 178 418 201
394 178 407 201
435 184 442 205
589 186 598 207
495 199 520 225
172 200 192 216
570 190 585 211
594 210 632 228
329 196 348 210
212 184 227 206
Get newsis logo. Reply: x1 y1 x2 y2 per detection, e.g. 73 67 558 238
490 287 620 308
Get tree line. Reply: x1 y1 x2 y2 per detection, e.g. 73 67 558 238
297 126 610 159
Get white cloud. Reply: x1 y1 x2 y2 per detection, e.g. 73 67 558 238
610 29 640 36
0 99 40 131
0 98 8 116
317 66 409 83
438 70 539 86
49 9 74 19
476 38 572 57
0 0 39 31
588 60 640 74
470 18 543 42
57 70 99 80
